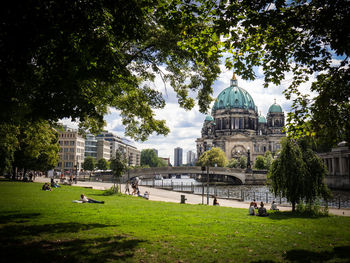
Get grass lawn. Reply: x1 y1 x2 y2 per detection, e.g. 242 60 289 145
1 180 350 263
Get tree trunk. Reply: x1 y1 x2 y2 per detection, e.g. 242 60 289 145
292 201 295 212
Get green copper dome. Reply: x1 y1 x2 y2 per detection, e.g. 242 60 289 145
258 115 267 123
268 103 283 113
212 81 256 112
205 115 214 121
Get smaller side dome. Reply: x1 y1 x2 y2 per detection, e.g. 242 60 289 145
258 115 267 123
205 115 214 122
268 101 283 113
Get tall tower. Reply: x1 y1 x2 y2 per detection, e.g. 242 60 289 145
174 147 183 167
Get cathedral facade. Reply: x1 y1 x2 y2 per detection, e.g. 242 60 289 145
196 74 285 163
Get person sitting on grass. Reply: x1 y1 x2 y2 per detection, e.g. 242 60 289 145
270 201 279 211
257 202 269 217
42 183 52 191
249 204 255 215
213 196 220 206
80 194 104 204
50 178 60 188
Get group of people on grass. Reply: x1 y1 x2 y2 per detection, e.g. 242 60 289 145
124 179 150 200
249 199 279 216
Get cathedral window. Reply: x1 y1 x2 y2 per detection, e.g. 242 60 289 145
235 118 239 129
239 118 244 129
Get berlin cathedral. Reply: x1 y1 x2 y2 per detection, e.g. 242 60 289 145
196 73 285 163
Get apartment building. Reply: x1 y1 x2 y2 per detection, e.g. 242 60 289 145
56 127 85 173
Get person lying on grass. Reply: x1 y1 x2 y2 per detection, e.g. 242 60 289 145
80 194 104 204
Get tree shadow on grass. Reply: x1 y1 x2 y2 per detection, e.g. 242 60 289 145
284 246 350 262
0 235 144 263
267 211 329 220
0 211 41 224
0 222 118 240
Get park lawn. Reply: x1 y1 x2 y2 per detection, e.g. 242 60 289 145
0 181 350 263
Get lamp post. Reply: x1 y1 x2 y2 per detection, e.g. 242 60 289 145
206 165 209 205
247 147 252 172
128 155 131 181
201 166 205 204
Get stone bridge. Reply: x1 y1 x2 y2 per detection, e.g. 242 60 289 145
122 166 267 185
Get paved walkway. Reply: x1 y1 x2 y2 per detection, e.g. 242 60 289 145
37 177 350 217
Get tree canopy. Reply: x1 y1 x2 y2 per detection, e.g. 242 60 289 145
2 121 60 176
1 1 348 143
197 147 228 167
97 158 109 171
140 149 167 167
83 157 96 171
1 0 221 140
110 150 128 192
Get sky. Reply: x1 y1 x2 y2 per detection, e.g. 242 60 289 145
62 63 319 165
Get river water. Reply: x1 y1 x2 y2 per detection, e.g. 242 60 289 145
139 177 350 209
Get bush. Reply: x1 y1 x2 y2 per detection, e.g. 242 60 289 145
296 200 329 216
227 158 238 168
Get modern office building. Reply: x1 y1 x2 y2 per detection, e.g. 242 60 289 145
186 150 196 165
196 73 285 163
152 149 158 157
56 126 85 173
174 147 183 167
96 132 141 166
85 134 97 159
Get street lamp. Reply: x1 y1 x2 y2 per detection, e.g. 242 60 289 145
246 147 252 172
128 155 131 181
206 165 209 205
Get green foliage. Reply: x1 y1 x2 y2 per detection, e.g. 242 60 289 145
197 147 228 167
140 149 167 167
268 137 331 212
0 121 59 175
13 121 60 172
97 158 108 171
239 155 247 169
264 151 274 170
227 158 238 168
1 0 221 141
0 124 19 175
110 150 128 192
254 156 266 170
296 200 329 217
83 157 96 171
